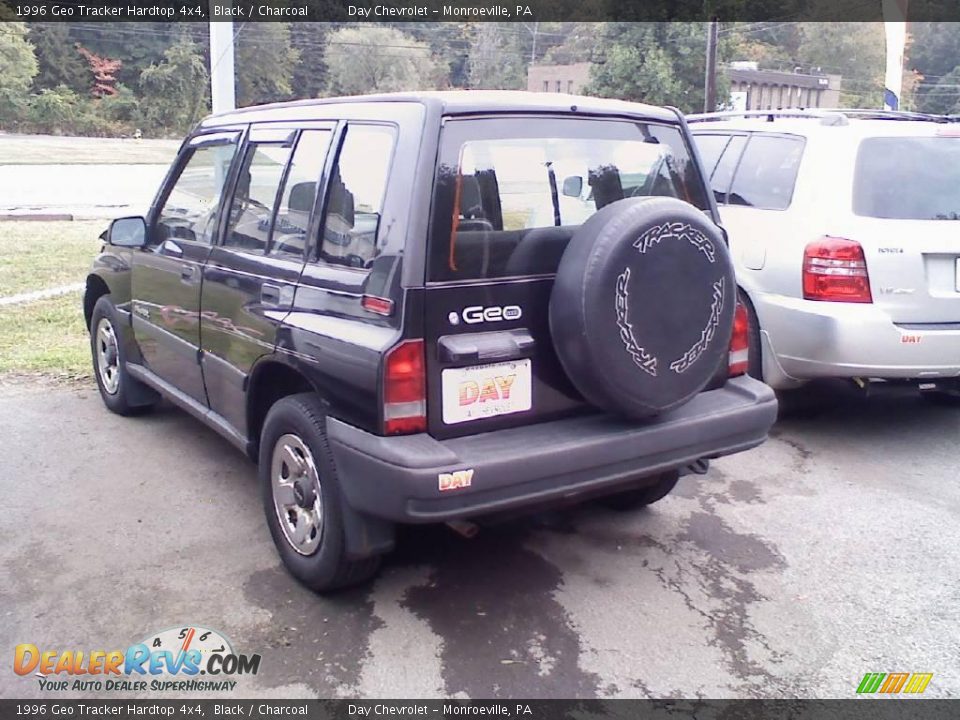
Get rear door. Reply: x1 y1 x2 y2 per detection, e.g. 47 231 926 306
845 131 960 324
423 115 711 439
132 131 241 402
705 132 804 273
200 125 335 434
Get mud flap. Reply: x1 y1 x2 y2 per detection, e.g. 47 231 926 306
340 498 396 560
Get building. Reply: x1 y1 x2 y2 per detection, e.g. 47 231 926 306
726 63 842 110
527 63 592 95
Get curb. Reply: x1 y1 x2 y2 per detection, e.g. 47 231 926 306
0 213 75 222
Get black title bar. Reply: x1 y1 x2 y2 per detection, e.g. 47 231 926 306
1 700 959 720
2 0 960 22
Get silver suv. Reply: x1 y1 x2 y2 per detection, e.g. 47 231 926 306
688 110 960 402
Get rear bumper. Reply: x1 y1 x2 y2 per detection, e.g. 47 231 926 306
759 295 960 386
326 376 777 523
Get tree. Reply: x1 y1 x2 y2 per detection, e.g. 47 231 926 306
235 24 300 106
27 85 85 134
0 22 38 122
795 23 885 108
324 26 443 95
290 24 329 99
907 23 960 114
71 22 190 91
406 22 472 88
467 23 527 90
541 22 604 64
587 23 729 113
77 46 123 97
28 25 89 94
139 37 208 134
914 66 960 114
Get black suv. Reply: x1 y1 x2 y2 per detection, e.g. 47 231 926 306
84 92 777 591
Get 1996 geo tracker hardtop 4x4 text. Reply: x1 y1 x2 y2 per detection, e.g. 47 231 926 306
83 91 778 591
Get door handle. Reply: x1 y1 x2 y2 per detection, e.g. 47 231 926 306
160 239 183 258
261 284 282 305
180 265 196 281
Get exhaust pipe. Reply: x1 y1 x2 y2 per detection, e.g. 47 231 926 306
446 519 479 539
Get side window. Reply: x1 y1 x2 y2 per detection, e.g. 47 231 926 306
270 130 332 260
320 124 396 269
710 135 747 205
728 134 805 210
693 134 729 179
156 138 239 245
223 142 293 254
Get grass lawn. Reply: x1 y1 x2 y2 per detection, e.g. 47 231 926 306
0 290 89 379
0 221 105 296
0 221 101 380
0 134 179 165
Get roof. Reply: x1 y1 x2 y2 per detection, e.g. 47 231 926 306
686 109 957 138
202 90 680 127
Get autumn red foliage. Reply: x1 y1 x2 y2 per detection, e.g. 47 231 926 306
77 45 123 98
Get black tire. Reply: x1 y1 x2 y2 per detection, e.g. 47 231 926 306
550 197 736 419
89 294 157 416
599 470 680 511
259 393 381 592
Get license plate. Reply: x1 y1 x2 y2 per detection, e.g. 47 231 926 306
442 359 532 425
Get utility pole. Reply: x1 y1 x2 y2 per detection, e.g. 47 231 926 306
526 22 539 64
882 0 909 109
703 18 719 113
209 7 236 113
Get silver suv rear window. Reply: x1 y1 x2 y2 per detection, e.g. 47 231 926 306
853 136 960 220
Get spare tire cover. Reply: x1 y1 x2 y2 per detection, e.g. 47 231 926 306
549 196 735 419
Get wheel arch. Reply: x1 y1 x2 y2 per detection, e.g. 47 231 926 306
83 274 111 330
246 356 324 461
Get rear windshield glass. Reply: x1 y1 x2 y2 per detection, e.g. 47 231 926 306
428 117 710 282
853 136 960 220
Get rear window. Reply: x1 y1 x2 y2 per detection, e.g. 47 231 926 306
853 136 960 220
428 117 710 282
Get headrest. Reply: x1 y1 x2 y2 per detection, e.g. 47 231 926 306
288 182 315 213
327 174 355 227
459 175 483 217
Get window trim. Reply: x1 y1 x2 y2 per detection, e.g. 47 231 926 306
150 129 244 248
219 138 297 256
266 128 336 260
726 131 806 212
306 120 400 273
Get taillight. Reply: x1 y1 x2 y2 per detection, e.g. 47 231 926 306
383 339 426 435
362 294 394 316
729 302 750 377
803 237 872 303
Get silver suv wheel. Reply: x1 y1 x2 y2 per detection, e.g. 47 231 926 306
271 433 324 556
95 317 120 395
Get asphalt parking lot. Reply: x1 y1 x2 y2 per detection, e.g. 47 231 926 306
1 381 957 699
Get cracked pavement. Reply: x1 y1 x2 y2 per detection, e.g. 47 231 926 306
1 381 957 699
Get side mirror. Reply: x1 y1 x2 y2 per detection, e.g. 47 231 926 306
561 176 583 198
107 216 147 248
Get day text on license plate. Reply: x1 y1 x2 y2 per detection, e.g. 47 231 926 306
442 359 532 425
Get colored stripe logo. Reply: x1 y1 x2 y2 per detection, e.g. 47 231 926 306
857 672 933 694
